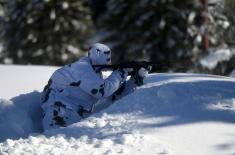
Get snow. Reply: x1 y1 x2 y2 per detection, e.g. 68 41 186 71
62 2 69 10
50 10 56 20
200 48 234 70
209 0 223 4
230 70 235 78
0 65 235 155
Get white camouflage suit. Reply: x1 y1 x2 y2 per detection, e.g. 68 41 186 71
40 43 143 130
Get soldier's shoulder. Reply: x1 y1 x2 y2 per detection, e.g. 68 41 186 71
70 57 93 72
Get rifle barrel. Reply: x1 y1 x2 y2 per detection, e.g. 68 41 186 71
92 61 159 72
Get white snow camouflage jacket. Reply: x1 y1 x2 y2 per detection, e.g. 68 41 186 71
40 57 135 113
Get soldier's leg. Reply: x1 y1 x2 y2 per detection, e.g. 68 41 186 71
42 102 82 131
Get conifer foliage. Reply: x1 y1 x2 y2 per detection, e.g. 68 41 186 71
1 0 92 65
95 0 204 71
200 0 235 75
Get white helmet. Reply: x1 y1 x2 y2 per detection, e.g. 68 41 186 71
88 43 111 65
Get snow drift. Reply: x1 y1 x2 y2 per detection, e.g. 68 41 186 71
0 65 235 155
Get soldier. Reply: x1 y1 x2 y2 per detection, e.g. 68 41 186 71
40 43 148 130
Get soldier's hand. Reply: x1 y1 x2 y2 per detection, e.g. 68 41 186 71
138 67 149 79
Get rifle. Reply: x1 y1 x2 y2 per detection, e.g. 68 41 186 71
93 61 158 86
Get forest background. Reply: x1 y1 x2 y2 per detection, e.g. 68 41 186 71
0 0 234 75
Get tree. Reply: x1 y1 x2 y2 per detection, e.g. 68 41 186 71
94 0 204 72
1 0 93 65
89 0 108 24
224 0 235 45
199 0 235 75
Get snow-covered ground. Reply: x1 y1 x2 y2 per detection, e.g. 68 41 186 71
0 65 235 155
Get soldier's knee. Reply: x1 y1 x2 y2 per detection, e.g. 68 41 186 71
42 105 68 131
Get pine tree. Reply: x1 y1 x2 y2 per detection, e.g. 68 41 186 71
1 0 93 65
95 0 204 72
199 0 235 75
207 0 228 47
224 0 235 45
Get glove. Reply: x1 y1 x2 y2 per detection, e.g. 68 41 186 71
132 67 149 86
138 67 149 79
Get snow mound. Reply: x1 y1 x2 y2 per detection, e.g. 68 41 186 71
0 92 43 142
1 73 235 155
